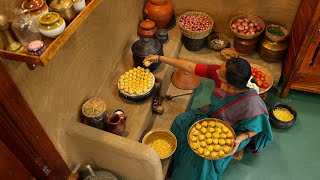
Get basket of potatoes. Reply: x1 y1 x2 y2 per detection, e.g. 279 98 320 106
188 118 236 160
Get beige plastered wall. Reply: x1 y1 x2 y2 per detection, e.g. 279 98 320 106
173 0 301 36
1 1 163 179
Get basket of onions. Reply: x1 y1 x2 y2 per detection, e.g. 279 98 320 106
230 15 265 39
178 11 214 39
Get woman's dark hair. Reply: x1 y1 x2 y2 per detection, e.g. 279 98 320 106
225 58 253 90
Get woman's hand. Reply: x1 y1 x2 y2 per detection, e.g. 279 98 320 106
231 138 242 154
143 55 160 67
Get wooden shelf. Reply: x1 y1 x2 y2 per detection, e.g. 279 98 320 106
0 0 102 67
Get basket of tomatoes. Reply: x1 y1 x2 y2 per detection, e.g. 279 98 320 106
250 64 273 94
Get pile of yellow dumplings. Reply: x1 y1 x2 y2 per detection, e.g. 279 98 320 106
118 66 154 95
188 119 235 159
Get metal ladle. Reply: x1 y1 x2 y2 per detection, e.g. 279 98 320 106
165 92 193 100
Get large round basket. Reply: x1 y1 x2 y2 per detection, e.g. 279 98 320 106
230 15 265 40
266 24 288 42
178 11 214 39
250 63 274 94
187 118 236 160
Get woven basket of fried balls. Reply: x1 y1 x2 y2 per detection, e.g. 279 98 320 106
188 118 236 160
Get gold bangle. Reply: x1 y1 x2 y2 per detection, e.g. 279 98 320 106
157 55 161 62
244 131 250 140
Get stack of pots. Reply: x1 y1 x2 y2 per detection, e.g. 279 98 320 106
144 0 173 29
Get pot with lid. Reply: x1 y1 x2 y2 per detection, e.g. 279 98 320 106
131 38 163 71
49 0 76 24
21 0 49 31
137 19 157 38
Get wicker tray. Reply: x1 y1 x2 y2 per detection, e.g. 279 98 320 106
187 118 236 160
178 11 214 39
220 48 239 61
230 15 265 40
250 63 274 94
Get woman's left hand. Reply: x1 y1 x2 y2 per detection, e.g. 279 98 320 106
231 138 242 154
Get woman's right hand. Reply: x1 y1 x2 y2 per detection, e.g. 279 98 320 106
143 55 160 67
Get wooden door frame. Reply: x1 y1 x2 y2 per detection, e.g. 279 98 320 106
0 61 70 179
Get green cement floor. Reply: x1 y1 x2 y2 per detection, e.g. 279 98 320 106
189 78 320 180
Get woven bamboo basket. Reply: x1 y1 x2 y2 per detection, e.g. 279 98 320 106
266 24 288 42
250 63 274 94
178 11 214 39
230 15 265 40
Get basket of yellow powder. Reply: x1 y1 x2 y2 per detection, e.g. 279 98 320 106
269 102 297 129
142 129 177 159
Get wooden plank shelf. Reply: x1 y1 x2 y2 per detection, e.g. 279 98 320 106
0 0 102 68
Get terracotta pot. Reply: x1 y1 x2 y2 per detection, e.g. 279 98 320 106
171 69 200 90
106 113 127 136
144 0 173 29
138 19 157 38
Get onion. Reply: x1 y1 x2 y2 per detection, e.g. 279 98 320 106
249 27 256 33
237 25 245 31
237 18 244 23
239 31 246 35
244 18 250 23
232 23 237 28
244 26 249 30
254 22 259 26
249 23 254 27
233 29 239 33
246 32 251 35
242 22 248 27
256 26 262 32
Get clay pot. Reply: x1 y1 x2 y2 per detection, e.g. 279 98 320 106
138 19 157 38
106 113 127 136
144 0 173 29
131 38 163 70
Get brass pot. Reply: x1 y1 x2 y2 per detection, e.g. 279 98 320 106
233 36 259 55
49 0 76 24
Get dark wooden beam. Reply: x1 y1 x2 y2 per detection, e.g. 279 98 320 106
0 61 70 179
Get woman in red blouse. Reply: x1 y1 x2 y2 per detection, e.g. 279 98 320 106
143 55 272 180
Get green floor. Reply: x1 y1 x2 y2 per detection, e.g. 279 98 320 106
189 78 320 180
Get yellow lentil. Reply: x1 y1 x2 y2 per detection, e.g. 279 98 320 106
148 139 172 158
273 107 294 122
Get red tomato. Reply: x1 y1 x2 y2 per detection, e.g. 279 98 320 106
256 71 262 76
252 72 256 77
259 77 265 81
260 74 266 78
257 80 263 87
262 82 269 88
251 67 256 73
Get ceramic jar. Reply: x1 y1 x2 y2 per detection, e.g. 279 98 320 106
106 113 127 136
21 0 49 32
49 0 76 24
131 38 164 70
156 29 168 44
144 0 173 29
73 0 86 13
233 36 259 55
82 98 108 130
138 19 157 38
39 12 66 38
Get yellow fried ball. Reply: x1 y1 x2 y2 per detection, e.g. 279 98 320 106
222 127 229 133
210 151 218 159
200 141 207 148
206 138 213 145
212 138 219 145
208 121 216 127
197 147 204 154
208 127 215 133
220 133 227 139
192 129 199 136
226 132 233 138
225 139 232 145
195 124 202 130
201 121 208 127
200 127 207 134
216 123 223 128
222 146 231 154
191 143 199 150
213 145 221 151
215 128 222 134
198 134 205 141
190 135 197 142
219 139 226 146
203 149 210 157
207 145 214 152
205 132 212 138
218 150 225 157
212 133 220 139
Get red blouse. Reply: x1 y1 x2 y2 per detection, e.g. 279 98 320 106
195 64 222 88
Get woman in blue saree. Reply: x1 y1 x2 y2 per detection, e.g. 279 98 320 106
143 55 273 180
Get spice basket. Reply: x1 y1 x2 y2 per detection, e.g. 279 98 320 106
230 15 265 40
266 24 288 42
178 11 214 39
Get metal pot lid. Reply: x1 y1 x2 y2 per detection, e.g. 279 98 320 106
39 12 60 25
49 0 73 11
131 38 163 56
82 98 107 118
21 0 45 11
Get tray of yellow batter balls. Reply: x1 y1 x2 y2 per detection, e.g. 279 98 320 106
188 118 236 160
118 66 155 100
